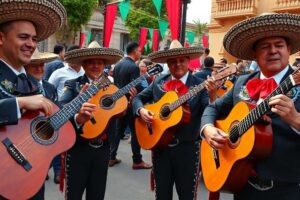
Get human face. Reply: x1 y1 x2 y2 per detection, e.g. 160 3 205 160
167 56 190 79
139 61 147 75
25 62 45 81
253 36 291 77
0 21 37 70
82 59 105 81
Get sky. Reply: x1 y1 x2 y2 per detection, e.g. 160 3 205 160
186 0 212 24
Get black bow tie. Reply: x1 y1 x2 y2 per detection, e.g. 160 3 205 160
14 73 38 95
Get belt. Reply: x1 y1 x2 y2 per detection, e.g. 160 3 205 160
248 176 299 191
79 137 108 149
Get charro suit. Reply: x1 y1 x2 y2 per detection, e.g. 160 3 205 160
200 67 300 200
132 73 209 200
59 74 110 200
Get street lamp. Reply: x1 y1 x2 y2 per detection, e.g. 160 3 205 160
180 0 191 45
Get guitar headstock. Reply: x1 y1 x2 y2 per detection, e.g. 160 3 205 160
93 73 111 88
213 64 237 81
147 64 163 76
292 67 300 86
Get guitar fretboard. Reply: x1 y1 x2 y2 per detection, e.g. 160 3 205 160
229 76 294 141
49 76 110 130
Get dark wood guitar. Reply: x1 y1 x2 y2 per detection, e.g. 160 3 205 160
201 68 300 193
82 64 163 139
135 65 237 150
0 74 111 200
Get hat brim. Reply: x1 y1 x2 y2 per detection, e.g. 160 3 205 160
148 47 203 63
65 48 124 65
30 53 58 64
0 1 66 41
224 13 300 60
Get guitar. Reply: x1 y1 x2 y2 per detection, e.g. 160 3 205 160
201 68 300 193
216 80 233 97
82 64 163 139
0 74 111 200
135 65 237 150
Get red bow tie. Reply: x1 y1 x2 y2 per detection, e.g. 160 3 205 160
162 79 188 96
245 78 278 100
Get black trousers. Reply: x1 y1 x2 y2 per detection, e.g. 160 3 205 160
235 181 300 200
110 108 142 163
65 141 110 200
153 141 200 200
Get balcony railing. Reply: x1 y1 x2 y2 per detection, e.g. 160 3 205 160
273 0 300 12
214 0 257 19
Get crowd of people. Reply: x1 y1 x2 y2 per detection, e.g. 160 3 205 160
0 1 300 200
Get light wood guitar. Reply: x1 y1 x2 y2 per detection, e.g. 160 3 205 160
0 74 111 200
82 64 163 139
135 65 237 150
201 68 300 193
216 80 233 97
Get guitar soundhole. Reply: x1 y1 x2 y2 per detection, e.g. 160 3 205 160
228 125 240 148
160 105 171 119
101 95 114 109
31 117 57 145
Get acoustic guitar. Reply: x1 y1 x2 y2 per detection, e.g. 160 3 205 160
135 65 237 150
201 68 300 193
216 80 233 97
0 74 111 200
82 64 163 139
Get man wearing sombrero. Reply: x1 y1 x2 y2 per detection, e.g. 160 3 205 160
132 40 217 199
0 0 65 199
201 13 300 199
59 41 123 200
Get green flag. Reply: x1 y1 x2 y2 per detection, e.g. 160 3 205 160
149 40 153 50
118 0 130 22
144 42 149 52
149 28 154 39
158 20 169 38
87 31 92 43
152 0 163 16
186 31 195 45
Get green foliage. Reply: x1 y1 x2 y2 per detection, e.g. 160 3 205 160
125 0 167 42
192 19 208 36
57 0 98 44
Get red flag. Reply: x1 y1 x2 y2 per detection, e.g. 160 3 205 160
166 0 182 40
202 35 209 48
104 4 118 47
139 27 148 51
79 33 86 48
152 29 159 52
189 58 201 72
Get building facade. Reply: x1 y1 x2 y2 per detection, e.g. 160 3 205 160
209 0 300 63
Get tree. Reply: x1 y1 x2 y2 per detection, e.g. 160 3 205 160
125 0 167 42
192 19 208 36
57 0 98 45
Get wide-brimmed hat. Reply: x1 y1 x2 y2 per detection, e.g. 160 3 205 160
29 49 58 64
0 0 66 41
64 41 124 65
224 13 300 60
148 40 203 63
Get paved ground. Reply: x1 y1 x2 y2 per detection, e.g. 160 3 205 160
45 139 233 200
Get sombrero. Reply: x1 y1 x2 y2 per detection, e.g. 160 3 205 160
224 13 300 60
148 40 203 63
30 49 58 64
0 0 66 41
64 41 124 65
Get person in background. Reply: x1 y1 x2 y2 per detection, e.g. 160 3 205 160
43 44 65 81
194 56 214 80
200 48 210 69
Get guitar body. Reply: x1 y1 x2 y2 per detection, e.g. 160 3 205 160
82 84 128 139
135 91 190 150
0 105 75 200
201 101 273 193
216 80 233 97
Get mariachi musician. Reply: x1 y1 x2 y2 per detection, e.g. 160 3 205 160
132 40 217 200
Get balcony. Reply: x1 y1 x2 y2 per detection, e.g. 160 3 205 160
273 0 300 13
213 0 257 20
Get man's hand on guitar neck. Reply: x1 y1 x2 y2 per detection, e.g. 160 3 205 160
17 94 55 116
269 94 300 131
138 108 154 123
205 74 223 103
203 125 228 149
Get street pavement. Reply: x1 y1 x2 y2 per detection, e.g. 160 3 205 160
45 139 233 200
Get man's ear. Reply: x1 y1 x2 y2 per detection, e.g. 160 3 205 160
287 44 292 54
0 32 5 46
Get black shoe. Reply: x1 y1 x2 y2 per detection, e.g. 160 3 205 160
54 175 60 184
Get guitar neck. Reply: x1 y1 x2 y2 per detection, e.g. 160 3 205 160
111 74 148 100
169 82 206 111
232 76 294 139
49 77 110 130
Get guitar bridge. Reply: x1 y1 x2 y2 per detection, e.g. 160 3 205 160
2 138 32 171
